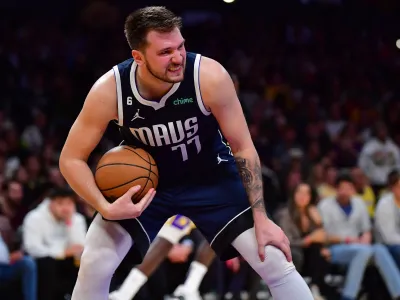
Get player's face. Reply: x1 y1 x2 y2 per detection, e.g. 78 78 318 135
143 28 186 83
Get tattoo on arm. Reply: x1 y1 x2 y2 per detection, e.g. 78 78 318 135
235 157 266 215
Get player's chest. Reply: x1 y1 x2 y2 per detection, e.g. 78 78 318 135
126 104 204 148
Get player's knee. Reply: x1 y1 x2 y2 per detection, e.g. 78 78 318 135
253 245 296 286
157 223 190 244
78 246 121 280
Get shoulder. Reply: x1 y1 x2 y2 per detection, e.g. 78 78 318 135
274 206 290 219
199 56 230 86
387 139 399 149
72 213 87 225
364 186 375 197
89 69 117 100
376 194 394 211
80 69 118 121
308 205 322 222
352 196 367 207
361 139 378 152
198 56 236 107
23 208 42 225
318 196 335 210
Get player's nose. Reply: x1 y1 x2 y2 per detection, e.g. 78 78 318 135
171 51 183 64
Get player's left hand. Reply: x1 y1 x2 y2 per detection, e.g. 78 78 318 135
254 217 292 262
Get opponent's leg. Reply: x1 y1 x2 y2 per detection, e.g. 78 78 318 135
109 237 173 300
174 237 215 297
185 238 216 290
110 215 192 300
232 227 313 300
72 214 133 300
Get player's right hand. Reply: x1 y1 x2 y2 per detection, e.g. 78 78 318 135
101 185 156 220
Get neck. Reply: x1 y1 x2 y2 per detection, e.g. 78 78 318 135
136 65 173 100
298 206 307 213
49 210 62 222
337 196 350 206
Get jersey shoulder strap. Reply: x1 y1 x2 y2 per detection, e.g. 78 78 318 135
112 58 134 126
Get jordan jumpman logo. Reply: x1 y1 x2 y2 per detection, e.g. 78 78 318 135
131 109 145 121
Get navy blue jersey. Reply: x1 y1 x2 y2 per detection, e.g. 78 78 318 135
113 52 235 185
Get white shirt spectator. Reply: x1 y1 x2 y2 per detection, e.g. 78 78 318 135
21 124 43 153
22 199 87 259
358 137 400 186
375 193 400 245
318 196 371 239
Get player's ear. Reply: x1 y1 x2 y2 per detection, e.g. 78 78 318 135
132 50 144 66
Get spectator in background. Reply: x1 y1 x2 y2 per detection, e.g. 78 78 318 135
0 234 37 300
351 167 376 218
325 102 346 142
358 122 400 197
221 256 261 300
23 154 47 205
0 198 37 300
375 170 400 268
46 166 67 189
316 165 337 199
276 182 328 300
333 124 360 169
318 174 400 300
22 188 86 300
1 180 29 230
308 164 324 196
20 110 47 154
377 169 400 199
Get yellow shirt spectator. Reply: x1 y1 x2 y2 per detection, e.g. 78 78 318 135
356 186 376 218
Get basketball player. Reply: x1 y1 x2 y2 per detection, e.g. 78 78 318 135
59 6 313 300
109 214 215 300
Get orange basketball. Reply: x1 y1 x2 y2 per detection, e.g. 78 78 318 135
95 146 158 203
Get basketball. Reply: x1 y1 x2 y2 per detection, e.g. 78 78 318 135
95 146 159 203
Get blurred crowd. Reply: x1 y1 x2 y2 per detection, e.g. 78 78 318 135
1 0 400 299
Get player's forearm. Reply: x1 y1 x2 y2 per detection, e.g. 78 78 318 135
59 157 109 214
234 149 267 219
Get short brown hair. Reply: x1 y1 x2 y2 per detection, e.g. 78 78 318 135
388 169 400 188
124 6 182 50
